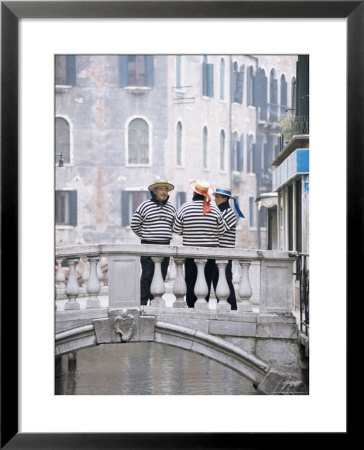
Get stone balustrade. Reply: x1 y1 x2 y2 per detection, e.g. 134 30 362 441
55 244 297 314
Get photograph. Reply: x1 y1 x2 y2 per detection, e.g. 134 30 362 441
54 53 310 397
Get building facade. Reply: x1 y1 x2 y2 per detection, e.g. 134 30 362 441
55 54 298 248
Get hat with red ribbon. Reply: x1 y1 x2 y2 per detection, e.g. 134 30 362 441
190 179 213 215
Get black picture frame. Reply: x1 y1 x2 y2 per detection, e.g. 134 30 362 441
1 1 358 448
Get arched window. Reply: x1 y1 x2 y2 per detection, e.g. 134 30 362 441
280 74 287 115
269 69 278 121
231 61 244 104
247 134 254 173
255 68 267 120
202 126 208 169
220 58 225 100
247 66 254 106
176 121 182 166
291 76 297 111
55 117 70 164
220 130 225 171
231 131 238 171
176 55 182 89
128 118 149 165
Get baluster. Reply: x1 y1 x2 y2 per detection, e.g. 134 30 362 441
81 256 89 289
64 258 80 310
167 259 177 282
232 259 242 301
150 256 166 308
215 259 231 312
86 256 101 308
172 257 187 308
238 260 253 312
194 258 209 310
56 258 66 289
97 259 104 287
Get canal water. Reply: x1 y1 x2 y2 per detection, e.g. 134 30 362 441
56 343 261 395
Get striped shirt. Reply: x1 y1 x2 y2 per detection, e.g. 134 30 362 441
130 200 176 243
219 206 236 248
173 200 227 247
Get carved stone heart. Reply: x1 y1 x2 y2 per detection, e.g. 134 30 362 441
113 311 137 342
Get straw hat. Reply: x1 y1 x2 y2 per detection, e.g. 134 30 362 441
148 179 174 192
189 179 213 196
213 186 233 197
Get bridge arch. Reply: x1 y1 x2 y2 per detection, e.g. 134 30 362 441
55 321 277 392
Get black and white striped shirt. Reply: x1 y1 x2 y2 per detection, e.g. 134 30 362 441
219 206 236 248
130 200 176 243
173 200 227 247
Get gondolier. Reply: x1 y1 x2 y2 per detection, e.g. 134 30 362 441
173 179 227 308
130 179 176 305
210 186 245 310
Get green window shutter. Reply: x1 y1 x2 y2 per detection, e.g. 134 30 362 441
237 135 244 171
261 72 268 120
230 132 236 171
253 135 262 174
202 61 208 96
253 68 262 107
281 78 287 107
207 64 214 97
119 55 128 87
264 143 269 172
66 55 76 86
297 55 309 120
69 190 77 226
146 55 154 87
121 191 130 226
235 70 244 103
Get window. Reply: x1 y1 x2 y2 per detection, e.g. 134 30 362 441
291 76 297 110
55 190 77 226
176 55 182 89
219 130 225 171
55 117 70 164
280 74 287 114
127 118 150 165
231 132 243 171
219 58 225 100
176 191 187 210
263 141 270 173
231 132 238 171
119 55 154 87
121 191 149 226
249 197 255 228
55 55 76 86
254 68 267 120
202 56 214 97
202 127 208 169
232 62 244 104
176 121 182 166
269 69 278 122
247 134 254 173
247 66 255 106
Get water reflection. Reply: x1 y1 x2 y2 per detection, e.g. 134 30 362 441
56 343 261 395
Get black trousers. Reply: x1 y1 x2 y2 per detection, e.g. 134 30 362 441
185 258 216 308
210 260 237 310
140 256 170 305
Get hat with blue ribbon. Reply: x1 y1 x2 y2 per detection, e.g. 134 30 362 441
214 187 245 218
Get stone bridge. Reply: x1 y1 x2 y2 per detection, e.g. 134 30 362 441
55 244 308 395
